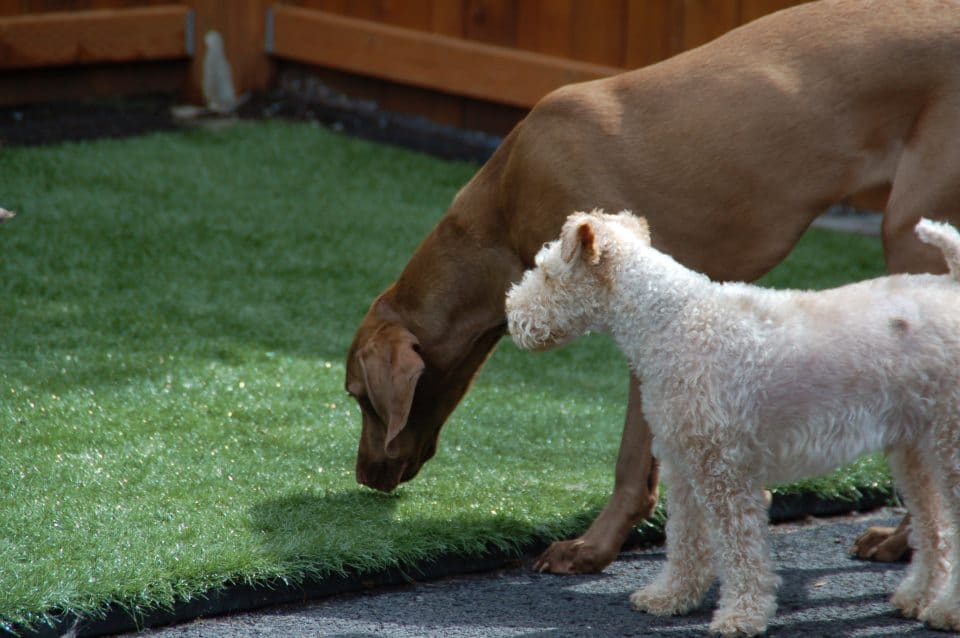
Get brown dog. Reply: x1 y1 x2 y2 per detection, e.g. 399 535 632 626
346 0 960 573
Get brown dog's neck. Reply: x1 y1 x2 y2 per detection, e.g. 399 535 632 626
387 154 525 369
386 226 520 371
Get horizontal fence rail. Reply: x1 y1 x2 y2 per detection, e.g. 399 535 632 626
267 5 623 109
0 5 193 69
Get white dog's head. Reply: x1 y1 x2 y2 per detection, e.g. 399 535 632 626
506 209 650 351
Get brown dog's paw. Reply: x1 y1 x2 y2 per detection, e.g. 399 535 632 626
533 539 615 574
849 520 912 562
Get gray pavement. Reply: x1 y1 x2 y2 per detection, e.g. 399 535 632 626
133 508 949 638
811 209 881 236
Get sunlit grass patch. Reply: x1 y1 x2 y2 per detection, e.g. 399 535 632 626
0 121 889 630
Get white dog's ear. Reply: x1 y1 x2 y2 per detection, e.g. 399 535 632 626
617 211 651 243
561 220 600 265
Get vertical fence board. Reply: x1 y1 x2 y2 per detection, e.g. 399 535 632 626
571 0 626 66
517 0 572 57
464 0 517 47
298 0 347 14
426 0 467 124
376 0 434 30
624 0 675 68
380 0 465 128
339 0 379 21
681 0 741 50
431 0 464 36
740 0 810 23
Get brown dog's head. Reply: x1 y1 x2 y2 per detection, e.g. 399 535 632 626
346 306 426 492
345 296 506 492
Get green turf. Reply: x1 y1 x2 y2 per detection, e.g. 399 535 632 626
0 120 890 631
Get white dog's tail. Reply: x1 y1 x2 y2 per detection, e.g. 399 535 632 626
916 218 960 282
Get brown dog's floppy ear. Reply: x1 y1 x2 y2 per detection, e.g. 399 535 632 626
357 324 425 455
561 219 600 265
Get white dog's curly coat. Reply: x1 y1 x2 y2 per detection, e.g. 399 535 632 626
506 210 960 636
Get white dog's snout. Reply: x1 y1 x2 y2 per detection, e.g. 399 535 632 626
506 279 554 351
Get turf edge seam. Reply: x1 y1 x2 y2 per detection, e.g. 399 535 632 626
10 489 891 638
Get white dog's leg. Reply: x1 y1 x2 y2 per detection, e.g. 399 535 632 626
888 445 948 619
630 463 714 615
694 457 778 638
916 437 960 631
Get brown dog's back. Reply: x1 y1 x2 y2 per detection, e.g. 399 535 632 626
347 0 960 506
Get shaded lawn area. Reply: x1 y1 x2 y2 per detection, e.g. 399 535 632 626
0 121 888 631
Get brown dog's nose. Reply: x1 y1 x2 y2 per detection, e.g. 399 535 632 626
356 461 406 493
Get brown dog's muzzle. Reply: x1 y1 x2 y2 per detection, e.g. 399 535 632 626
355 410 438 492
355 456 411 492
355 452 422 492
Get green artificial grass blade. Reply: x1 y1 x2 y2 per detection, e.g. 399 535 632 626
0 120 890 631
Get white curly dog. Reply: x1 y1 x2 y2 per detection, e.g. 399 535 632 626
505 210 960 636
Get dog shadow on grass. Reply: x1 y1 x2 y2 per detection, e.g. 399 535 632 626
246 487 602 585
248 489 401 562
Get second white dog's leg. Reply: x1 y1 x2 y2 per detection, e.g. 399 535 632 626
887 445 947 619
696 461 778 638
630 463 714 615
916 437 960 631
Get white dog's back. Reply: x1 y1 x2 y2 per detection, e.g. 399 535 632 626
635 218 960 483
697 274 960 483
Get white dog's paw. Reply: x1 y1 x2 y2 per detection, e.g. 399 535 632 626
708 609 769 637
891 587 929 619
629 582 702 616
891 570 945 620
918 599 960 631
708 594 775 638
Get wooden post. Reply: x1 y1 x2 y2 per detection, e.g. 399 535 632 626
182 0 273 104
268 5 623 109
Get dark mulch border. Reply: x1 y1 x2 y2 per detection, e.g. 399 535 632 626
1 86 893 638
0 83 501 164
0 96 180 148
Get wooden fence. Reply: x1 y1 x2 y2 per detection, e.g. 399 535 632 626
0 0 808 133
0 1 274 105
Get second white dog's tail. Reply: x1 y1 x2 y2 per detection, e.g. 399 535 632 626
916 218 960 282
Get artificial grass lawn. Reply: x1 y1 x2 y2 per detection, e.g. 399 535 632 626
0 120 889 630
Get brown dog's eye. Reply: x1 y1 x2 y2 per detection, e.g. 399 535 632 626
346 379 364 398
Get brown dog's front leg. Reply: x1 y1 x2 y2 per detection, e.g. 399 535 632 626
534 374 659 574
